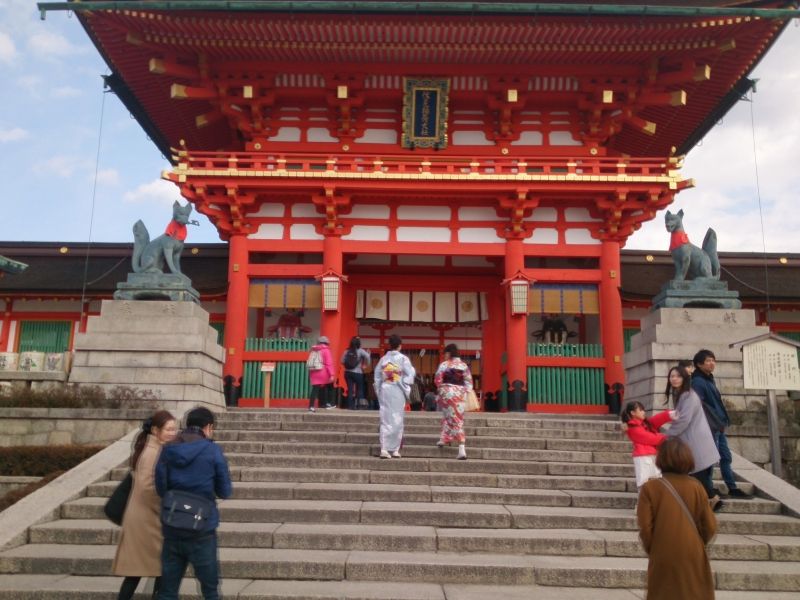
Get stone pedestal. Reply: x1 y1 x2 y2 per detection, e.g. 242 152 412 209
114 273 200 303
624 308 768 413
652 278 742 310
69 300 225 412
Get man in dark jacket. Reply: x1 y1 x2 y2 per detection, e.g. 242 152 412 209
155 407 233 599
691 349 752 499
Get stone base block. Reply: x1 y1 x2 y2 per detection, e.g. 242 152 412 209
652 278 742 310
69 300 224 410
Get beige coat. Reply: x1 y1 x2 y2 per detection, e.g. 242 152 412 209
112 435 163 576
637 473 717 600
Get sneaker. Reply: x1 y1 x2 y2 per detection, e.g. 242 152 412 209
308 407 316 413
727 488 753 499
379 450 391 459
436 440 445 448
391 450 401 458
710 496 724 513
457 453 467 461
324 404 336 410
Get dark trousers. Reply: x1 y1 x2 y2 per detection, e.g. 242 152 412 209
344 371 365 409
309 383 331 408
158 533 219 600
713 431 737 490
692 466 716 498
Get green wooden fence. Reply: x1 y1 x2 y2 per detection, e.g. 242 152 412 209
242 337 311 399
526 343 605 405
17 320 72 353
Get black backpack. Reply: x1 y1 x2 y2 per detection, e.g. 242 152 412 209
343 349 360 369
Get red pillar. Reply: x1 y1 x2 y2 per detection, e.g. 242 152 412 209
321 232 344 370
223 233 249 383
600 239 625 411
79 301 90 334
481 287 505 399
504 238 528 411
0 298 12 352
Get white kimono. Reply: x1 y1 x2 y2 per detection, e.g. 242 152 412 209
373 350 416 453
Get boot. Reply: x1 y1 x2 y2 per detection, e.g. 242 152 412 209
457 444 467 460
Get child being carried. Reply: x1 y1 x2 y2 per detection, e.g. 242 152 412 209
621 401 677 490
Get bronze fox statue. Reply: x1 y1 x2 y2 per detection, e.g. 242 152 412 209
664 209 720 281
132 201 193 275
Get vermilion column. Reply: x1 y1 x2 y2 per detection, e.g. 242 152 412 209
223 233 249 383
321 232 344 361
504 238 528 411
600 238 626 411
0 298 12 352
481 287 504 402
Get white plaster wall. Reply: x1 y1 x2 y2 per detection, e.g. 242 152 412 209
290 224 323 240
308 128 338 143
511 131 544 145
291 203 320 218
268 127 301 142
397 206 450 221
549 131 581 146
355 129 397 144
527 229 558 244
565 229 600 245
452 131 493 145
250 204 285 218
458 207 503 222
348 205 390 219
343 226 390 241
457 228 504 243
396 227 451 242
565 207 600 222
527 208 557 222
250 224 284 239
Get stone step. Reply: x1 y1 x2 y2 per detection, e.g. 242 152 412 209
5 544 797 590
223 453 635 477
31 520 800 562
4 575 800 600
60 497 799 533
223 429 631 450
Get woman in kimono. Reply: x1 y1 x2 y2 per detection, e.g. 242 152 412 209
434 343 473 460
373 334 415 459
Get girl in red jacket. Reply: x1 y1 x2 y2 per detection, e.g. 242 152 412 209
622 401 676 490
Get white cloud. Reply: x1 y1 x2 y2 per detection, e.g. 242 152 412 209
0 127 28 142
94 168 120 186
32 155 89 178
123 178 180 205
26 31 81 59
0 32 16 65
53 85 82 98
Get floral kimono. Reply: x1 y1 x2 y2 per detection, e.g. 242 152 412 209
434 358 473 444
373 350 416 453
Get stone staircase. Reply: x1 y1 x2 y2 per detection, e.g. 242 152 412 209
1 410 800 599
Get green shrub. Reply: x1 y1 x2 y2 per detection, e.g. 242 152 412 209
0 384 160 409
0 471 64 512
0 445 104 476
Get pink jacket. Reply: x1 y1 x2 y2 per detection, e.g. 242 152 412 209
309 343 334 386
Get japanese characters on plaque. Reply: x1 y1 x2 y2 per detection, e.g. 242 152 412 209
742 338 800 391
401 77 450 149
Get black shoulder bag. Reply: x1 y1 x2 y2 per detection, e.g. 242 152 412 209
103 472 133 526
159 456 216 533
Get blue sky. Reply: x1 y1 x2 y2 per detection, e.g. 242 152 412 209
1 2 798 253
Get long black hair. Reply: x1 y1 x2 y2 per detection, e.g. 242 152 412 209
349 336 361 351
130 409 174 470
621 401 645 424
664 365 692 408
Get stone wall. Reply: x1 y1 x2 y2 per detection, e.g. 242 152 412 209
0 476 40 496
0 408 153 447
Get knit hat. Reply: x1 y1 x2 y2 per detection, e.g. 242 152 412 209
317 335 330 344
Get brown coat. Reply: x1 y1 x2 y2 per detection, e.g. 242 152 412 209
637 473 717 600
112 435 163 576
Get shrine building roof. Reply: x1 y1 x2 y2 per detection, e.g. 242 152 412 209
40 1 798 159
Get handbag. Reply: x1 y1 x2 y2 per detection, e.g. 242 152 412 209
464 389 480 412
103 472 132 526
161 489 216 533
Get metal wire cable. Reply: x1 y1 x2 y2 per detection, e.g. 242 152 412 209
747 88 772 325
79 83 110 317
